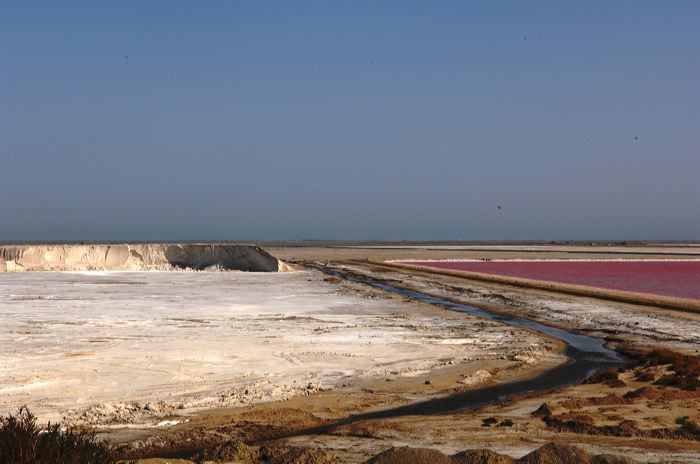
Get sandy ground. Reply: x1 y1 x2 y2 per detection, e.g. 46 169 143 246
116 344 699 462
0 269 555 427
269 366 700 463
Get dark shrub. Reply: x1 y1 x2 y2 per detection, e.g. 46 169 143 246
0 407 116 464
498 419 514 427
654 373 700 390
676 416 700 435
644 349 700 376
587 367 620 384
481 417 498 427
629 349 700 391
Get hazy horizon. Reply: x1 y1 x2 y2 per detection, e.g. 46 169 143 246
2 1 698 241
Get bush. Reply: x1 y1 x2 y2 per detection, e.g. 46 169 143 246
632 349 700 391
0 407 116 464
497 419 514 427
654 373 700 390
676 416 700 435
587 367 620 384
481 417 498 427
644 349 700 377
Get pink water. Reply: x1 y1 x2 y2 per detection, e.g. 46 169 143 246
403 261 700 300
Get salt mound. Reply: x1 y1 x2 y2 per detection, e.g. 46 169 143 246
0 243 290 272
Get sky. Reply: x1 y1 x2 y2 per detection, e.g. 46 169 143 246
1 1 698 241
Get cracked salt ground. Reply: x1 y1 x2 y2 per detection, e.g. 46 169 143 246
0 270 552 426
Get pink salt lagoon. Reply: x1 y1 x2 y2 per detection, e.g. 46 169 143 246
401 260 700 301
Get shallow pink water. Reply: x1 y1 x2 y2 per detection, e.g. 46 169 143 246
403 261 700 300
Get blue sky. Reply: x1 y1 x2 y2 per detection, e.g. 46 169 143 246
1 1 698 241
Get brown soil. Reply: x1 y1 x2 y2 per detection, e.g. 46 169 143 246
193 438 258 463
363 447 454 464
270 447 341 464
123 351 700 463
591 455 637 464
517 442 594 464
452 449 515 463
623 385 700 401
